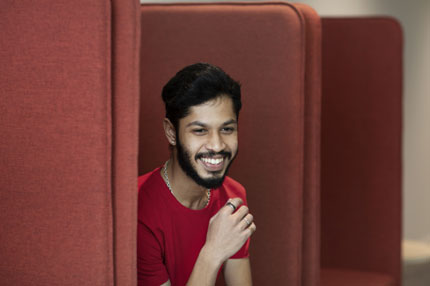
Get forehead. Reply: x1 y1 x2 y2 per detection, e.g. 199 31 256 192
182 96 236 125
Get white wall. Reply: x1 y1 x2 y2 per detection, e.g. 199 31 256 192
141 0 430 243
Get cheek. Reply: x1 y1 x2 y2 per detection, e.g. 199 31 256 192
179 132 198 152
226 136 238 153
184 139 204 158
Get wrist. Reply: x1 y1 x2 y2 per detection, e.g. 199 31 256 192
186 244 223 286
200 244 225 269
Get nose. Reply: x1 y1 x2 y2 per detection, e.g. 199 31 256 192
206 132 226 153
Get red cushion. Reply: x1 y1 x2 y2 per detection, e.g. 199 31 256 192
140 2 311 285
322 268 395 286
321 18 402 285
0 0 140 284
294 4 322 286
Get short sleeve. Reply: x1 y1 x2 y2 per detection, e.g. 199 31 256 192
137 220 169 286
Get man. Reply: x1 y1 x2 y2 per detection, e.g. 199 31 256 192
138 63 256 286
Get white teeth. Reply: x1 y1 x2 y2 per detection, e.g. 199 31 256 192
201 157 223 165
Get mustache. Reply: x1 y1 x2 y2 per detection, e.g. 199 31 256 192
195 150 232 160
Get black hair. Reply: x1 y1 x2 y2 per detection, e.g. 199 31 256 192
161 63 242 129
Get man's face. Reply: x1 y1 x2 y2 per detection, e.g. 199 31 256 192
175 95 238 189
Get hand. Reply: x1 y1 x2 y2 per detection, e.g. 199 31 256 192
203 198 256 264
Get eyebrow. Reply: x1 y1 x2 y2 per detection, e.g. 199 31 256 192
186 119 237 128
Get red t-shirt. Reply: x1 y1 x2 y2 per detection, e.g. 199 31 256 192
137 167 249 286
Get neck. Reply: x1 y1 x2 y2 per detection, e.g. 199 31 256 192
162 155 209 210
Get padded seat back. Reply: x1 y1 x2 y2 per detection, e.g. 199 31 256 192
294 4 322 286
0 0 140 285
321 17 402 286
139 3 320 285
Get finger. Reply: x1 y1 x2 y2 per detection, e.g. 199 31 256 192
223 198 243 214
240 214 253 230
244 222 256 236
233 205 249 221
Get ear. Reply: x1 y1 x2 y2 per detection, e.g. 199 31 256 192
163 118 176 146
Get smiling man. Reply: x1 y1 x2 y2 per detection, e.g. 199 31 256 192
137 63 256 286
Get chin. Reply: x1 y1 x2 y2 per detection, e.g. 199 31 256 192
197 176 226 189
175 138 236 189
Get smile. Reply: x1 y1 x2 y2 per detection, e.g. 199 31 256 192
201 157 224 165
199 156 226 172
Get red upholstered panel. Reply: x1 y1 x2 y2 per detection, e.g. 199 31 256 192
0 1 113 284
111 0 141 284
139 3 308 285
321 268 395 286
0 0 139 285
321 18 402 285
295 4 322 286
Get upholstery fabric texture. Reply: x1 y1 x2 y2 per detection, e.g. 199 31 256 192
294 4 322 286
0 0 140 285
321 18 403 286
321 268 395 286
139 2 318 285
111 0 141 285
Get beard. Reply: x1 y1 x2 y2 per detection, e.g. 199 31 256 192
176 137 236 189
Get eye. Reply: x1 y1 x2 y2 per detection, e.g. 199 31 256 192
221 127 235 134
192 128 207 135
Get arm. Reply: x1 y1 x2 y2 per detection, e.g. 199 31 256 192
224 258 252 286
186 198 256 286
138 198 255 286
137 221 170 286
157 244 223 286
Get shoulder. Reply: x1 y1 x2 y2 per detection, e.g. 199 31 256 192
138 171 153 189
138 167 163 196
138 167 166 222
222 176 247 201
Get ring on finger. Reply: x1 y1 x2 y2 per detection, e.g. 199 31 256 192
244 217 251 226
226 201 236 211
